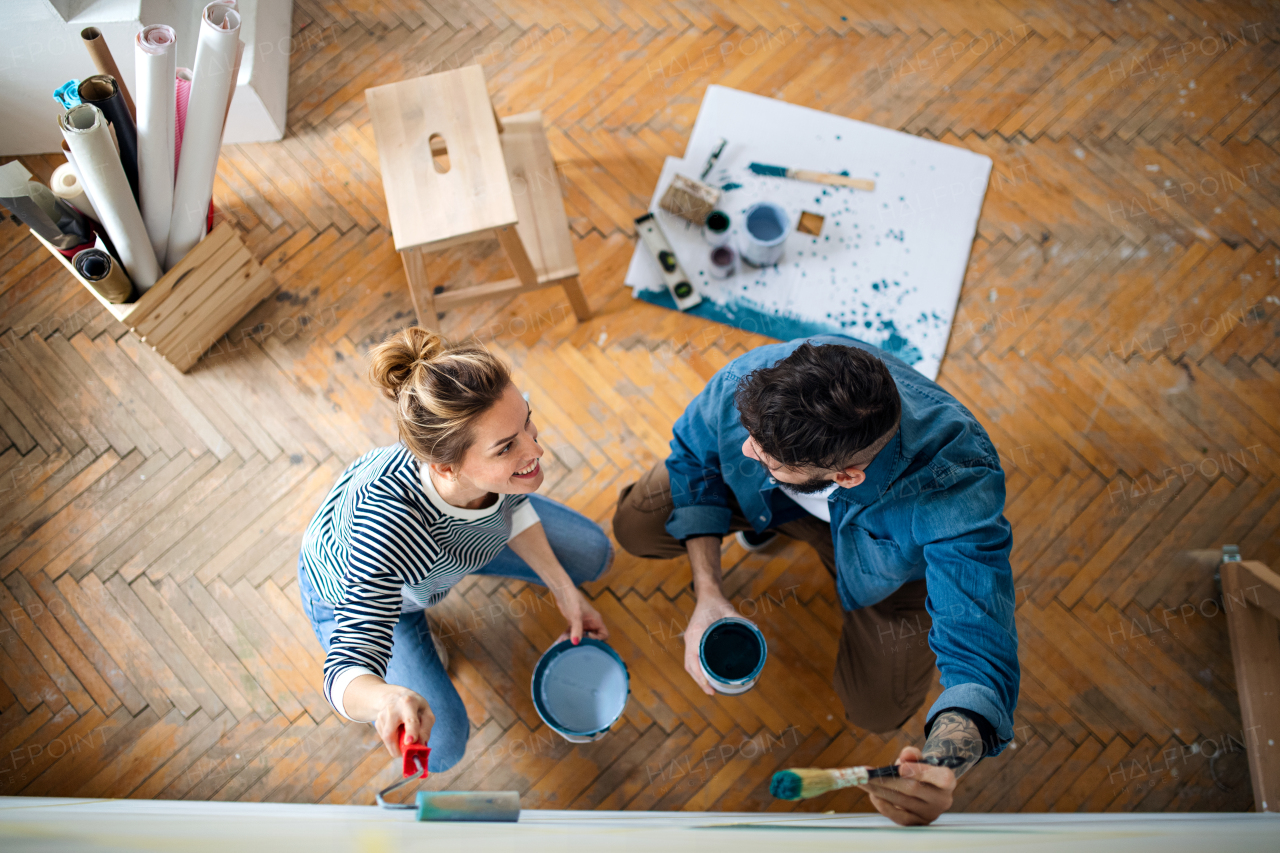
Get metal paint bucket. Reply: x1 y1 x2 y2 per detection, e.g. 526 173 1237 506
698 616 767 694
738 201 789 266
531 638 629 743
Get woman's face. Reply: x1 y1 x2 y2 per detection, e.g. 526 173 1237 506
451 382 545 495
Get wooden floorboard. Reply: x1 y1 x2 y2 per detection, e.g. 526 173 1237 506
1 0 1276 813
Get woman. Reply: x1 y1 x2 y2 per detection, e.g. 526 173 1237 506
298 327 611 771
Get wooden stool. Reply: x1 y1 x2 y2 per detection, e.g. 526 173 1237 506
365 66 589 329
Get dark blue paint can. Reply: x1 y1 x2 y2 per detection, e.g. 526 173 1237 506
698 616 767 694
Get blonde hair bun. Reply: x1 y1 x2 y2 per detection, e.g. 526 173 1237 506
367 327 512 464
368 326 447 400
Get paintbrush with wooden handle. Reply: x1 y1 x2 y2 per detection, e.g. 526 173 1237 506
770 756 966 800
749 162 875 191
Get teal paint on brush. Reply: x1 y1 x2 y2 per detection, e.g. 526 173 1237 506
748 162 789 177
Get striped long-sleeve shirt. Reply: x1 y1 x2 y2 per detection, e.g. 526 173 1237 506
300 444 539 720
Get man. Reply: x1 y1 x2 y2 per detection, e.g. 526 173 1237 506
613 336 1018 825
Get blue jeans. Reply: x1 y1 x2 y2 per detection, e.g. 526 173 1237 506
297 494 612 772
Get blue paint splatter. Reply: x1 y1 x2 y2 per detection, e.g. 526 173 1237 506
878 320 923 365
722 182 742 191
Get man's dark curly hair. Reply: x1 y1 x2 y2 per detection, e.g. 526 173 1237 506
734 343 901 470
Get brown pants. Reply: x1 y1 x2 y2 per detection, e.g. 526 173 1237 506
613 463 936 734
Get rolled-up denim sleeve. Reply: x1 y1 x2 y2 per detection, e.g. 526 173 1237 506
664 371 734 540
915 463 1019 755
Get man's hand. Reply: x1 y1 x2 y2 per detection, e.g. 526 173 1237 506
861 745 956 826
682 592 738 695
862 710 983 826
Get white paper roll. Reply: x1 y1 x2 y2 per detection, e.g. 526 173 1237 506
136 24 176 264
166 3 240 268
50 161 100 223
59 104 161 291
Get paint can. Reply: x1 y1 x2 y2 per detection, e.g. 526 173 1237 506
708 244 737 279
698 616 767 694
702 209 731 247
531 637 629 742
737 201 789 266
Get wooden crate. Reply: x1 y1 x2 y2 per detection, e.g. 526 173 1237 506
31 222 275 372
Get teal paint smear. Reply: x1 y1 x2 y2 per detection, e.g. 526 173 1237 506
877 319 923 365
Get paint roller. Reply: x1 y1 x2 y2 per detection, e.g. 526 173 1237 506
375 726 520 821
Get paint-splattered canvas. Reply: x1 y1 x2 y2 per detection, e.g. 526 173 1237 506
624 86 992 380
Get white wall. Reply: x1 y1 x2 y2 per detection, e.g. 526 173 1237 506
0 0 290 156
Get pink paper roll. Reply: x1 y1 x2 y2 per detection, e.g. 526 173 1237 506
175 68 192 172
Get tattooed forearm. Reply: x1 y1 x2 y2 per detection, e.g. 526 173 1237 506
921 710 984 777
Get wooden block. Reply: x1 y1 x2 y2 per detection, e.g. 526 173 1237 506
796 211 824 235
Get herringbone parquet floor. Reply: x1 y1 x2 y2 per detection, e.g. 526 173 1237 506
2 0 1278 815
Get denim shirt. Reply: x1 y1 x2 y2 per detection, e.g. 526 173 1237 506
665 335 1018 753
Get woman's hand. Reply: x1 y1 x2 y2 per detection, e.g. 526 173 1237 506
554 586 608 644
372 685 435 759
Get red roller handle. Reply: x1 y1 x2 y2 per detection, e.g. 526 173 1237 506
398 726 430 779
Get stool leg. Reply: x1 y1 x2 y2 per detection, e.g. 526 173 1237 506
559 275 591 322
496 225 539 289
401 248 440 330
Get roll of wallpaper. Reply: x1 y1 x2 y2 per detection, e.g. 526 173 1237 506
50 161 100 223
167 3 241 268
0 160 93 250
80 27 135 121
59 104 161 291
73 244 134 304
78 75 140 202
53 80 81 109
135 24 177 262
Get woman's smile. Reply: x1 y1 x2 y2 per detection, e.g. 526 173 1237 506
512 459 541 479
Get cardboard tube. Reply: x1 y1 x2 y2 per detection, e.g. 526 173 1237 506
80 27 135 122
73 246 134 303
60 104 161 290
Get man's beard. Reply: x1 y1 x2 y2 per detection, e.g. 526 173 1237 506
779 474 834 494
